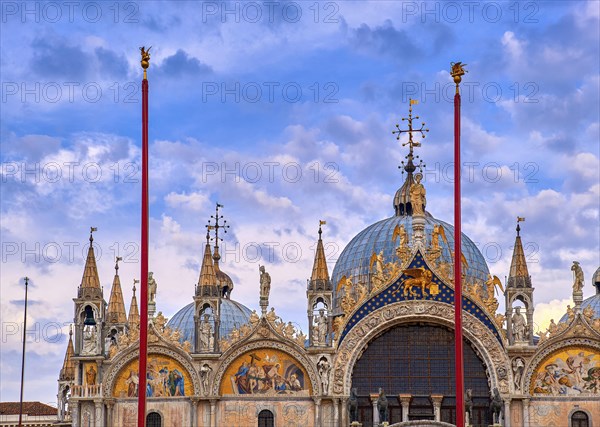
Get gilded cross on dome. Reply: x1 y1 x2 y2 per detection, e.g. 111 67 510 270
393 99 428 176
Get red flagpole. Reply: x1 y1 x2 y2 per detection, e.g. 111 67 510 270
452 62 465 427
137 49 150 427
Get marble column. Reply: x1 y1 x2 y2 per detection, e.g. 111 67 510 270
503 399 511 427
431 395 443 422
333 398 339 427
105 399 115 427
340 397 348 427
210 399 217 427
370 393 380 426
522 398 530 427
399 394 411 422
314 398 322 427
71 401 80 427
93 400 103 427
190 397 199 427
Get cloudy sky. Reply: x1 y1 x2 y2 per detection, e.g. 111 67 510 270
1 0 598 406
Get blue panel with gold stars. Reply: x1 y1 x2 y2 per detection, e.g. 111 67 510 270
337 251 504 347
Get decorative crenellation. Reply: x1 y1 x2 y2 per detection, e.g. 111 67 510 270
219 308 308 352
106 311 192 360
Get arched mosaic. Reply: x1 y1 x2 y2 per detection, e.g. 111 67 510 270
529 346 600 395
112 353 194 397
219 347 311 396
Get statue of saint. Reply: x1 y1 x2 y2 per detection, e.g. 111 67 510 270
317 357 331 394
82 325 97 355
259 265 271 300
571 261 584 293
148 272 157 303
410 172 426 215
512 358 525 390
199 314 213 351
315 309 328 346
511 306 527 342
200 364 212 395
85 365 97 385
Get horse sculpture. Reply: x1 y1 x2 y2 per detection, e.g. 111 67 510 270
348 388 359 423
377 388 389 423
489 387 503 425
465 389 473 423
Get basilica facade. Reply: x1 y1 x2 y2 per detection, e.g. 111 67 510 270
56 105 600 427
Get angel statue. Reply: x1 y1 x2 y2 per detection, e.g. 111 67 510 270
393 223 408 248
369 250 386 289
486 274 505 296
430 224 448 252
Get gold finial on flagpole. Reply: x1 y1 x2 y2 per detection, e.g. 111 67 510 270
140 46 151 80
450 62 467 93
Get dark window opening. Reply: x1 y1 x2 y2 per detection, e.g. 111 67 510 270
146 411 161 427
572 411 589 427
258 409 274 427
351 324 491 427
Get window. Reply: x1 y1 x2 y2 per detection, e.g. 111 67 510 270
258 409 274 427
146 412 161 427
571 411 589 427
351 324 491 427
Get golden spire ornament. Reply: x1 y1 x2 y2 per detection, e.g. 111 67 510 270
140 46 151 80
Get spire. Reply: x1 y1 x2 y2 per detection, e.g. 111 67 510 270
507 217 532 288
128 280 140 328
198 230 217 288
81 227 101 289
207 203 233 298
59 327 75 381
392 99 428 216
309 221 332 291
107 257 127 324
311 221 330 281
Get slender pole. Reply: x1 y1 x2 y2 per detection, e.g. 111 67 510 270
18 277 29 427
453 69 465 427
137 64 149 427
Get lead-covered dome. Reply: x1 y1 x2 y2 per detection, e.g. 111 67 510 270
166 299 252 343
331 213 491 313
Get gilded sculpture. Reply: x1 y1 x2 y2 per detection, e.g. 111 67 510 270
395 267 437 298
409 172 426 215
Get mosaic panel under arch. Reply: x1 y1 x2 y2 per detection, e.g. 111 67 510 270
530 346 600 395
220 348 311 396
112 354 193 398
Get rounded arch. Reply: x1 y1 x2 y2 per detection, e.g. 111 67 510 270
569 408 593 427
509 293 532 309
524 340 600 395
103 344 201 397
332 300 510 396
212 339 319 396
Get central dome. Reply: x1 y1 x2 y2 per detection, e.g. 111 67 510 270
331 213 491 313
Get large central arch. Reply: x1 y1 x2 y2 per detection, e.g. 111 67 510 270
351 323 491 425
332 300 511 398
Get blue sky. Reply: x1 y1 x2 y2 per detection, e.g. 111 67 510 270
1 0 598 406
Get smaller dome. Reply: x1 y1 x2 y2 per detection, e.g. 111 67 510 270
166 299 252 343
559 295 600 324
